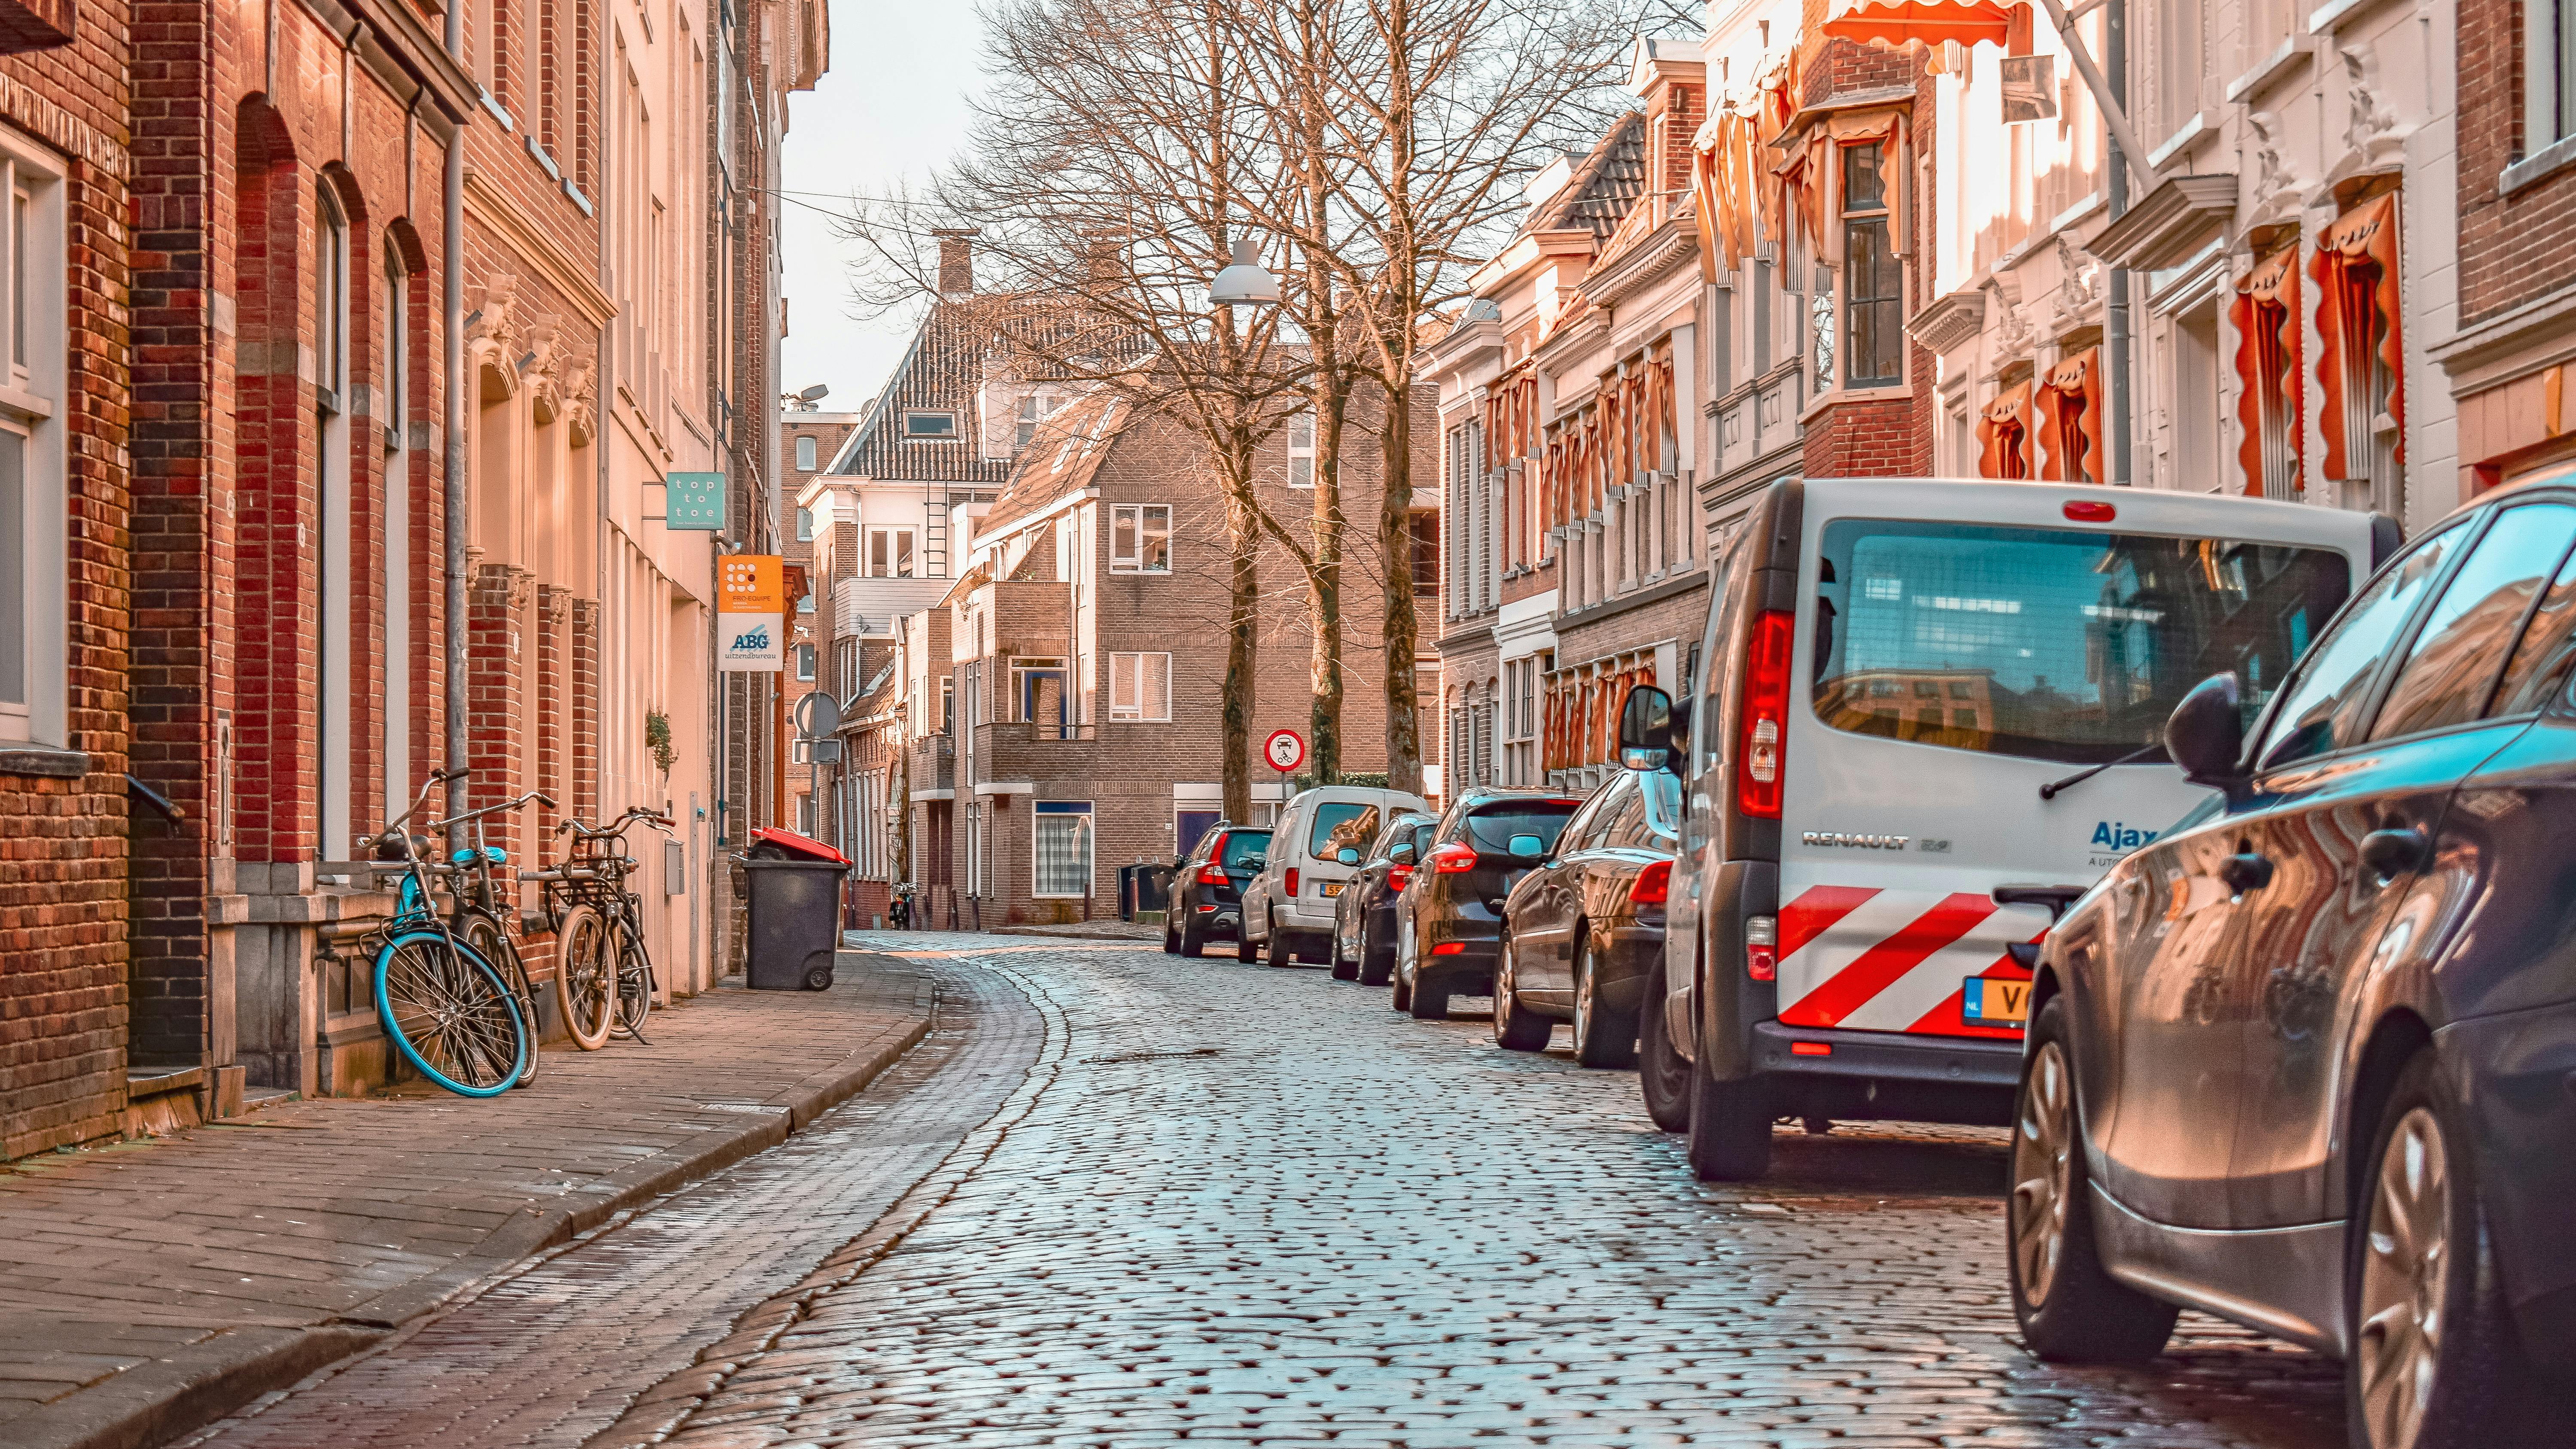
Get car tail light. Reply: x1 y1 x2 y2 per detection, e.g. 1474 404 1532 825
1431 941 1466 955
1196 863 1230 887
1630 859 1672 906
1737 609 1794 820
1746 914 1778 982
1430 842 1478 873
1286 867 1302 896
1387 865 1412 891
2062 499 2117 523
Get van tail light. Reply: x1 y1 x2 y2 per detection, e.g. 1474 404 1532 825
1430 842 1479 874
1286 867 1302 897
1387 864 1413 891
1737 609 1794 820
1745 914 1778 981
1630 859 1672 906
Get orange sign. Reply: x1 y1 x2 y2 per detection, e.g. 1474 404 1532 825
719 555 784 612
718 555 785 671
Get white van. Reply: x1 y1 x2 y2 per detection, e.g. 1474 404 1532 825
1242 784 1432 968
1617 477 2388 1181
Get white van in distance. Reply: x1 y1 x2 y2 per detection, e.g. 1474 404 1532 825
1242 784 1432 968
1617 477 2389 1181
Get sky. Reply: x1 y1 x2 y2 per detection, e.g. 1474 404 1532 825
777 0 986 415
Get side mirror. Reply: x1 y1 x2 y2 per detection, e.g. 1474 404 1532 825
1619 684 1675 771
1388 842 1415 865
1507 833 1547 860
1336 847 1361 866
2166 673 2247 789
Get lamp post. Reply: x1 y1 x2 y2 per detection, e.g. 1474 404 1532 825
1207 237 1281 307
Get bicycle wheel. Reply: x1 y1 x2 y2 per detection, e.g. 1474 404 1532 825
610 916 655 1042
462 913 541 1086
375 931 529 1097
553 904 615 1050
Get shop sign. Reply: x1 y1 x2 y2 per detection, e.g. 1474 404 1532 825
718 554 785 671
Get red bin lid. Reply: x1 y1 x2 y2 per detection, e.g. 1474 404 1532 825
748 826 849 864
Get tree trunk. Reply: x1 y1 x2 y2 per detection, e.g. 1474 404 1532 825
1380 381 1423 796
1308 368 1349 784
1223 457 1261 824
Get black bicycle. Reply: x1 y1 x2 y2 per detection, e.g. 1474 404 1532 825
531 807 675 1045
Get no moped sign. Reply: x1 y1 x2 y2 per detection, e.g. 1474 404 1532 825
1263 728 1305 774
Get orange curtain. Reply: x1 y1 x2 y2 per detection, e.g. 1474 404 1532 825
2231 245 2302 497
2033 349 2104 483
2311 192 2404 483
1976 381 2035 479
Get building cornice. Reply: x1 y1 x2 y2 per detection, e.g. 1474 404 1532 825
463 169 617 327
2430 282 2576 392
1581 216 1698 313
2086 174 2238 273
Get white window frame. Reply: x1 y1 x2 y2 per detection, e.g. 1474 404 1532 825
316 182 353 856
1108 503 1171 574
795 504 814 540
902 410 959 440
1108 651 1171 722
796 434 818 471
796 642 816 680
1031 801 1095 898
381 244 410 822
867 526 915 578
2533 0 2576 155
1286 409 1315 488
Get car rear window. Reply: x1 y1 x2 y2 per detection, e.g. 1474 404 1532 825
1463 801 1581 854
1813 519 2352 766
1217 830 1270 870
1309 803 1380 862
1368 815 1428 863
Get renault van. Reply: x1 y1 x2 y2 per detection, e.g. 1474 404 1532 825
1242 784 1432 967
1617 477 2388 1181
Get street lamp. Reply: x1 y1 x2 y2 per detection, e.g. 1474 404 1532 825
1207 237 1281 307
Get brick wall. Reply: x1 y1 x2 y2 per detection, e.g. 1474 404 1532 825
2458 0 2575 324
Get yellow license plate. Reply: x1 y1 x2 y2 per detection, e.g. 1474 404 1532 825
1962 977 2032 1026
1320 881 1345 897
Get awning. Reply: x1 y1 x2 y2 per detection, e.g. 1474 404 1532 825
2311 191 2404 483
1977 381 2036 480
2231 243 2303 498
2034 348 2104 484
1822 0 2021 52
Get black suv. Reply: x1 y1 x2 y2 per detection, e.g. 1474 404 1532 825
1391 787 1582 1020
1164 824 1270 958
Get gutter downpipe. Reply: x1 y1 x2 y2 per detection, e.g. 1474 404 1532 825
443 0 469 816
2106 0 2131 486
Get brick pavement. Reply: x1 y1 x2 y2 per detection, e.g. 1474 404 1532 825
646 939 2346 1449
0 957 936 1449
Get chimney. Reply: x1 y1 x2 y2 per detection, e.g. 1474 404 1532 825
932 228 978 298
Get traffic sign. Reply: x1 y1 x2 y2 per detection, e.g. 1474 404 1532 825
794 691 843 739
1263 728 1306 773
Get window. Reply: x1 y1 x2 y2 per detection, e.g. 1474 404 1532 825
796 434 818 471
796 792 814 835
316 183 353 856
2173 304 2221 490
1015 393 1058 450
1814 520 2354 766
1287 410 1315 488
2158 0 2202 138
1110 504 1171 573
2372 506 2576 739
383 252 406 451
796 505 814 541
796 642 817 680
868 527 915 578
2528 0 2576 154
1108 651 1171 721
941 677 954 732
2256 522 2470 770
797 591 815 614
1 146 60 747
1411 510 1439 592
1032 801 1094 897
2233 246 2302 498
1841 143 1902 389
902 410 958 439
1309 803 1381 862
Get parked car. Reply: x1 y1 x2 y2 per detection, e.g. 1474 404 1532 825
1330 811 1437 985
2005 479 2576 1447
1494 767 1680 1066
1616 476 2385 1181
1242 785 1431 968
1164 823 1271 958
1391 787 1584 1019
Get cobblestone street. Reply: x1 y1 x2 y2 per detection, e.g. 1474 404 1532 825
185 937 2346 1449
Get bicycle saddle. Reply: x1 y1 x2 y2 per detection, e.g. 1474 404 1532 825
451 846 509 866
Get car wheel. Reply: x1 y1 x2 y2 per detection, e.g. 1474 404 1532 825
2008 997 2179 1362
1265 916 1298 969
2343 1052 2557 1449
1492 936 1551 1051
1571 931 1638 1069
1330 924 1360 982
1177 908 1207 959
1637 968 1691 1132
1357 916 1393 987
1390 917 1414 1011
1163 914 1179 954
1408 972 1452 1021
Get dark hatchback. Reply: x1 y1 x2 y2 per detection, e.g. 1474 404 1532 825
2010 480 2576 1449
1164 824 1271 958
1494 768 1680 1066
1392 788 1583 1021
1330 811 1437 986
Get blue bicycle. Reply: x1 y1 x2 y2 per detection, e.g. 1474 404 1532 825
362 767 532 1097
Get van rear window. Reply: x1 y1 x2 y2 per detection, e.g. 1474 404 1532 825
1310 803 1380 862
1811 520 2350 766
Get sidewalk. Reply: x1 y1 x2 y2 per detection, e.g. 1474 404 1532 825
0 954 935 1449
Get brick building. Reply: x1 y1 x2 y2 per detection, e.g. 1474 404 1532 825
0 0 131 1158
779 397 861 841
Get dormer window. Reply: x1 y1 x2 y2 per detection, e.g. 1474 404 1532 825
903 410 958 440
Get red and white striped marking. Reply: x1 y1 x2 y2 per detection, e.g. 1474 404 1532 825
1775 885 2046 1039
